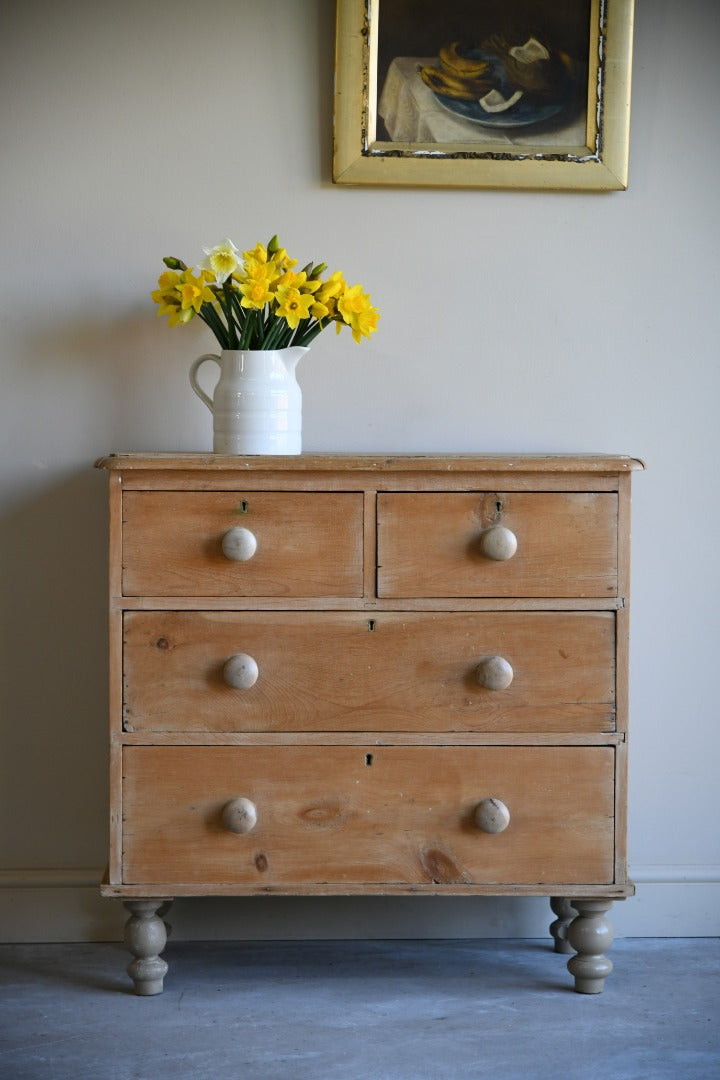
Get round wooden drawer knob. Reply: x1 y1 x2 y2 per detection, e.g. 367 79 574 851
476 655 514 691
221 797 258 834
221 526 257 561
474 798 511 834
480 525 517 561
223 653 259 689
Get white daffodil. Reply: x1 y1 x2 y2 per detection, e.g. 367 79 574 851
198 238 240 283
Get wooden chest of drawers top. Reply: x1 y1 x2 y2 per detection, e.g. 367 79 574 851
99 452 641 604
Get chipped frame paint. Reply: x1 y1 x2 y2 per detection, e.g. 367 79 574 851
333 0 634 190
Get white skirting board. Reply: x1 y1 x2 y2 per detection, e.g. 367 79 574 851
0 868 718 943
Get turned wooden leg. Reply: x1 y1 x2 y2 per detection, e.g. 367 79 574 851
123 899 172 996
566 898 614 994
549 897 577 954
156 899 174 938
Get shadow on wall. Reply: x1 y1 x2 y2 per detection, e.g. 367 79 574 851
41 311 209 453
0 469 109 868
3 300 212 468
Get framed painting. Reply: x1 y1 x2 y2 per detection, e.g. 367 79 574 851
333 0 634 190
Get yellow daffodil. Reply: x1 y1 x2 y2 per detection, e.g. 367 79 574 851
243 242 268 266
316 271 347 304
310 299 332 320
242 260 280 288
349 306 380 343
151 270 181 305
269 246 297 272
167 305 195 327
152 236 378 350
273 269 321 295
275 284 314 329
337 283 367 320
152 271 184 323
178 270 215 314
338 283 380 343
240 279 274 310
273 268 302 291
198 238 240 283
155 269 181 290
151 268 215 327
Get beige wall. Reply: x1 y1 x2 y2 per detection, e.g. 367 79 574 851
1 0 718 941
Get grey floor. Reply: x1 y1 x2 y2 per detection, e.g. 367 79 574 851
0 939 718 1080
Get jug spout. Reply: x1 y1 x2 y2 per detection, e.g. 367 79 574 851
281 346 308 373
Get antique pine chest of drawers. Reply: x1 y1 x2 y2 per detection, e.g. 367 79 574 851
97 453 642 995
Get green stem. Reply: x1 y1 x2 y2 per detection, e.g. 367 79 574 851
230 292 251 349
295 320 326 348
251 307 263 348
239 315 253 350
199 303 229 349
263 314 288 350
223 283 238 348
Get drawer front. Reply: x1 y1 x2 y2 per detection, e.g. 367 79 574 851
124 611 615 733
377 492 618 598
122 491 363 597
122 745 615 886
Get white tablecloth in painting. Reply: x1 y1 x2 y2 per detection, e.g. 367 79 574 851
378 57 586 147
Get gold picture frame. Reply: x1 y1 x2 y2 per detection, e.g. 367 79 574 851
333 0 634 191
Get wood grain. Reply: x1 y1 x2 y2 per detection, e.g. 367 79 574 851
123 610 615 733
122 491 363 597
122 745 615 887
98 453 637 914
97 452 645 473
377 492 618 598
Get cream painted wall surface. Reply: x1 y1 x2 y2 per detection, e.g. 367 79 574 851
1 0 718 941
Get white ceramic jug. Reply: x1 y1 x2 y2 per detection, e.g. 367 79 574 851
189 347 306 455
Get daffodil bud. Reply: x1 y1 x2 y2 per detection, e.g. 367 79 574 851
300 262 314 277
267 235 280 253
310 262 327 279
163 256 187 271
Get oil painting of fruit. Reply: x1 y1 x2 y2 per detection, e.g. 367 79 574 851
377 0 590 141
417 36 580 130
333 0 635 190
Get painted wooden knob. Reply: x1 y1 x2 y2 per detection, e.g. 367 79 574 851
221 797 257 834
223 653 259 690
474 798 511 834
476 655 514 691
221 526 257 561
480 525 517 561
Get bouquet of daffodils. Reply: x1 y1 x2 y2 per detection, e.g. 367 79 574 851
152 236 379 350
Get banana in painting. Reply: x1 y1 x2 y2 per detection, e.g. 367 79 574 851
333 0 634 190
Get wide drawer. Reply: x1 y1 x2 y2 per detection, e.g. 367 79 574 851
121 745 615 886
377 492 618 598
123 611 615 733
121 491 363 597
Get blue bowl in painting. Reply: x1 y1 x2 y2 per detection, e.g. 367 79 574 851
433 46 577 129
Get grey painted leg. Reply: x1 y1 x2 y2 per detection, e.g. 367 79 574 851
156 899 174 938
123 899 171 996
549 897 577 954
566 898 614 994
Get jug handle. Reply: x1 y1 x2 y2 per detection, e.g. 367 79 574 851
189 353 220 412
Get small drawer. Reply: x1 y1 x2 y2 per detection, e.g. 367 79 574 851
121 745 615 886
377 492 618 598
123 611 615 734
121 491 363 597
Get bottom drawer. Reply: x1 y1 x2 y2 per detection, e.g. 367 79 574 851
122 745 614 887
